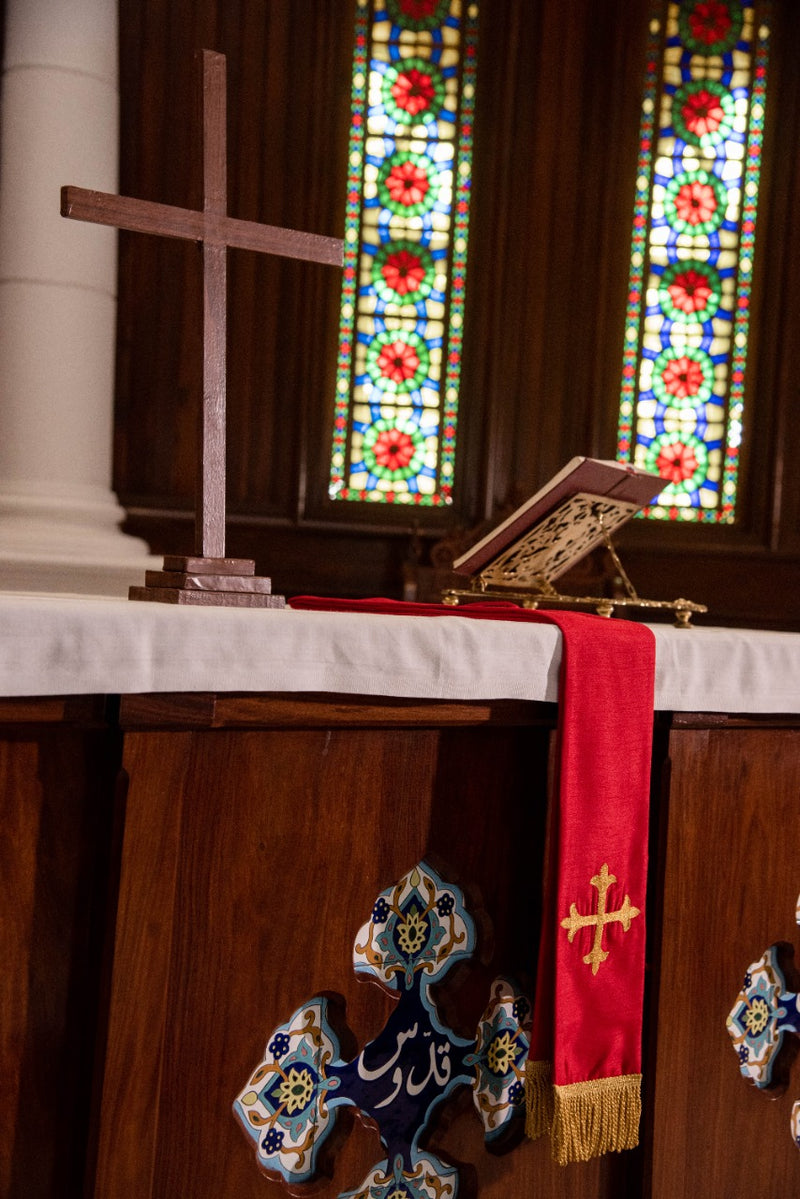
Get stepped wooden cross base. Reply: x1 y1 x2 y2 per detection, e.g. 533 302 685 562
129 556 285 608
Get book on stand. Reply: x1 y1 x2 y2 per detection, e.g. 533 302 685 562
445 457 706 626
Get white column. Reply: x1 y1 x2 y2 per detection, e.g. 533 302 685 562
0 0 155 595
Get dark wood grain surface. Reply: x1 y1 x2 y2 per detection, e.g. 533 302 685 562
0 703 121 1198
648 725 800 1196
90 705 639 1196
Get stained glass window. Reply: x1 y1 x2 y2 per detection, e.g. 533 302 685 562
617 0 770 522
329 0 478 506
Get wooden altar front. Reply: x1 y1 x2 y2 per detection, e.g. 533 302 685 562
2 599 799 1198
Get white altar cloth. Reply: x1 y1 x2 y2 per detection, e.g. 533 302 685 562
0 591 797 713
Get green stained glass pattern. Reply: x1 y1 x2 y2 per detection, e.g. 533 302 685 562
617 0 770 523
329 0 478 506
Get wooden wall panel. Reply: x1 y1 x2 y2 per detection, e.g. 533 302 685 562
0 704 120 1199
115 0 352 520
649 725 800 1196
91 707 642 1197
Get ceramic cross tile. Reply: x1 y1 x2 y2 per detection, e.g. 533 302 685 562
235 861 531 1196
727 890 800 1151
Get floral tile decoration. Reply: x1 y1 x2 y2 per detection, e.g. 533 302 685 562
727 890 800 1151
234 861 531 1197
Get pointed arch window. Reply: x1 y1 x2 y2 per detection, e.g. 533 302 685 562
328 0 478 507
617 0 770 522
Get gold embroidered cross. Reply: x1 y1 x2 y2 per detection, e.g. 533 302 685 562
560 863 640 975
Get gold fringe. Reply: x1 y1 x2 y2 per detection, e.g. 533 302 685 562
550 1073 642 1165
524 1060 554 1140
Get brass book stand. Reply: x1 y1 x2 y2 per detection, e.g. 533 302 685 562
440 462 708 627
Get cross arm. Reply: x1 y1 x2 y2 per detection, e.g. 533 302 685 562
61 185 343 267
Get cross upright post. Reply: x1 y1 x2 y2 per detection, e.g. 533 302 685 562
200 48 228 562
61 49 343 606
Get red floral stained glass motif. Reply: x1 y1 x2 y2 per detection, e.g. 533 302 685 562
392 67 437 117
382 249 427 296
675 180 717 226
672 80 736 149
679 0 743 55
361 417 428 482
645 432 709 493
682 88 724 138
688 1 734 46
394 0 444 21
371 241 436 306
381 58 447 126
365 330 431 394
378 339 421 384
373 427 417 471
664 168 728 237
661 356 704 400
657 439 699 483
387 161 429 207
652 346 715 408
388 0 448 24
667 268 713 315
378 151 440 218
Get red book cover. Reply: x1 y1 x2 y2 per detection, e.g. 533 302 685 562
453 457 665 581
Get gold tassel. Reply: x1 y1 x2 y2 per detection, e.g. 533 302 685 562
550 1073 641 1165
524 1059 554 1140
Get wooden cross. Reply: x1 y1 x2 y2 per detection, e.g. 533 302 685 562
61 49 343 607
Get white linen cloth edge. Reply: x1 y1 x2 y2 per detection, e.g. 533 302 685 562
0 592 797 713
